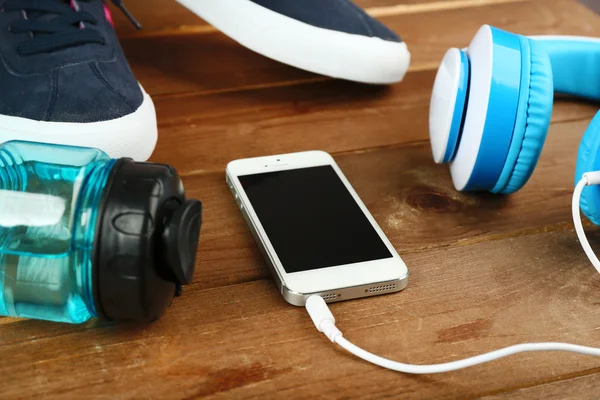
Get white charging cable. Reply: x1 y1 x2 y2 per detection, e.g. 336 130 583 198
305 173 600 374
306 296 600 374
573 172 600 274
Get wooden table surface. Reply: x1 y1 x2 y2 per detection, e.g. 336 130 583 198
3 0 600 398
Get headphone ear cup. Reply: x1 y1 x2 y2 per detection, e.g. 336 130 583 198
492 38 553 194
575 111 600 225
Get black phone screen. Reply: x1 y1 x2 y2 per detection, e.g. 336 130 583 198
238 165 393 273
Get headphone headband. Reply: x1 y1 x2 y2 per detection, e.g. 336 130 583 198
533 36 600 100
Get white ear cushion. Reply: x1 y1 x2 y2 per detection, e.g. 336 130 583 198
449 26 494 190
429 48 465 164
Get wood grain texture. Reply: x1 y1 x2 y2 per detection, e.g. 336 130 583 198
174 117 597 292
3 0 600 399
148 70 598 175
2 229 600 399
481 373 600 399
123 0 600 97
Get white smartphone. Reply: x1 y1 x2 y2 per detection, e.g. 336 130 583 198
226 151 408 306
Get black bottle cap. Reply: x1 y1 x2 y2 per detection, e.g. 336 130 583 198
93 159 203 322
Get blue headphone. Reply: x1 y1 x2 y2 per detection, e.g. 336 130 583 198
429 25 600 224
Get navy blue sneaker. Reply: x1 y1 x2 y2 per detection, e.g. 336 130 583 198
0 0 157 160
177 0 410 84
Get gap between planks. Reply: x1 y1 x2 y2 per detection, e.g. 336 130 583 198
151 62 441 101
369 0 528 17
400 220 595 254
477 367 600 399
146 220 594 306
176 112 597 179
121 0 530 39
191 220 594 291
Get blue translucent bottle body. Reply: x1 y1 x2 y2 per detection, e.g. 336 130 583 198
0 141 114 323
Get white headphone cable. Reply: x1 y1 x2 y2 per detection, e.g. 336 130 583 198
573 172 600 274
305 173 600 374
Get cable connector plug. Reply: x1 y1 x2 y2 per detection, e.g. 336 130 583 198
305 295 343 342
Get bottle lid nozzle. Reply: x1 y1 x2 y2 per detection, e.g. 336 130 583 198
162 199 203 285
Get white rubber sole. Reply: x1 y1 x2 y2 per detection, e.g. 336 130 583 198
0 86 157 161
176 0 411 84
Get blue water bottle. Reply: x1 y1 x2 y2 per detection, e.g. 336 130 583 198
0 141 202 324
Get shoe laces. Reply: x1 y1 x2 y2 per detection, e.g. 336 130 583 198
4 0 141 56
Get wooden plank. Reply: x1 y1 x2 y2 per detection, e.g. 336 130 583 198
123 0 600 97
2 229 600 399
481 373 600 399
122 29 317 97
3 2 600 400
149 70 433 173
148 67 597 175
110 0 508 36
175 116 595 292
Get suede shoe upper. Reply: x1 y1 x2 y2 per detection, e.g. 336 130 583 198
250 0 401 43
0 0 143 123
